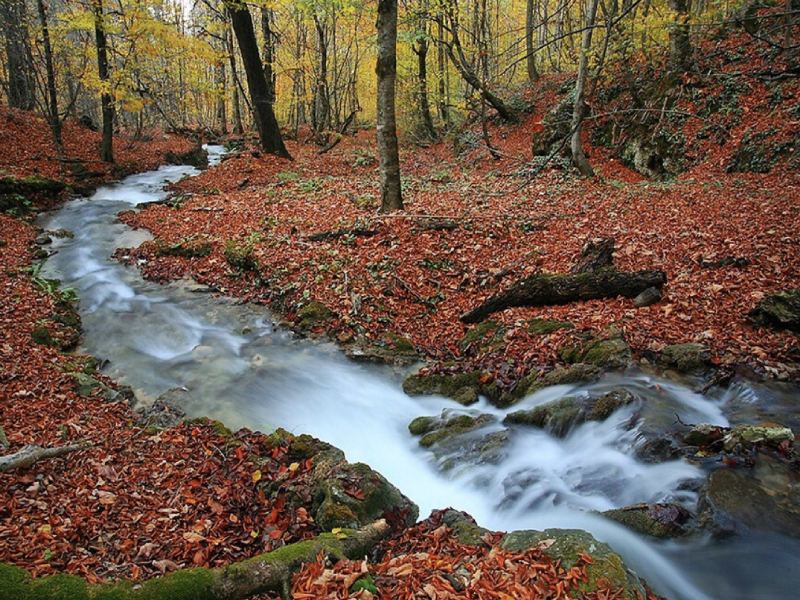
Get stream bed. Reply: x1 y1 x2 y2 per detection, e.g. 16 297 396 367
37 147 800 600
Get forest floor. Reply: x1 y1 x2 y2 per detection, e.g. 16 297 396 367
121 32 800 393
0 16 798 599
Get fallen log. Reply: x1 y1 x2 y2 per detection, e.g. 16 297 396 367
0 519 391 600
0 443 89 473
461 269 667 323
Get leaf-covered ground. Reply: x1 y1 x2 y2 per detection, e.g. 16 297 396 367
121 28 799 386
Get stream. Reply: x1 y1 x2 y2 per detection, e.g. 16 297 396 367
37 146 800 600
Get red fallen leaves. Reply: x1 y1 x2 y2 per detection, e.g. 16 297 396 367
287 514 642 599
0 105 194 184
121 53 799 386
0 214 321 581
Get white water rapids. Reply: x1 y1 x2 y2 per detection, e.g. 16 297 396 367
37 146 800 600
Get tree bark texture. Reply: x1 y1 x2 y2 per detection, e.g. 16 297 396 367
93 0 114 163
570 0 600 177
376 0 403 211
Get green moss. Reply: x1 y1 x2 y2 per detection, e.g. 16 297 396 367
28 573 89 600
417 414 495 448
402 371 481 405
458 321 504 352
155 239 212 259
505 398 582 436
657 343 710 372
408 416 438 435
31 326 57 347
223 241 257 271
497 363 602 407
559 331 631 369
296 301 334 329
527 318 574 336
384 332 415 353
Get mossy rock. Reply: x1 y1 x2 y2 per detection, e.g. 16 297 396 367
296 300 334 330
411 412 497 448
527 318 574 336
31 325 57 347
384 332 415 353
505 397 583 435
402 370 482 406
505 388 636 435
223 241 257 271
560 332 631 370
165 145 209 169
458 320 505 352
496 363 602 407
155 238 212 259
312 461 418 531
500 529 647 598
440 509 492 546
657 343 711 373
748 289 800 332
69 373 132 404
0 174 66 196
602 503 692 539
586 389 637 421
722 424 794 451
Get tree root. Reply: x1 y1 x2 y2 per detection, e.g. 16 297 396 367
0 519 391 599
0 442 90 473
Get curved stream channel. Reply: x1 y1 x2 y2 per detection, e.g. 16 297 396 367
38 147 800 599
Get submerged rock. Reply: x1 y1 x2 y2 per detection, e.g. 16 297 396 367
699 454 800 538
602 503 692 538
504 388 637 436
722 424 794 451
748 288 800 332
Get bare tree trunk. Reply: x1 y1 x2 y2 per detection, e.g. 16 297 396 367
216 56 228 134
312 15 331 142
436 18 450 125
413 2 437 140
261 7 276 103
225 25 244 135
376 0 403 212
525 0 539 82
224 0 290 158
36 0 63 157
92 0 114 163
570 0 600 177
668 0 692 73
0 0 35 110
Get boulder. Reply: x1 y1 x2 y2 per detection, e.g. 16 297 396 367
136 387 189 428
657 343 711 373
500 528 648 599
748 289 800 332
602 503 692 539
408 411 497 448
722 424 794 452
296 300 334 330
263 432 418 532
403 370 482 406
559 330 632 370
494 363 602 407
504 388 637 436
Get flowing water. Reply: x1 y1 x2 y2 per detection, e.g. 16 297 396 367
37 146 800 600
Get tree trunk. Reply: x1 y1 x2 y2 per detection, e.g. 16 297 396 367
436 19 450 125
413 5 437 140
92 0 114 163
442 0 515 122
36 0 63 157
376 0 403 212
0 0 35 110
261 7 276 103
224 1 290 158
570 0 600 177
525 0 539 82
225 24 244 135
312 15 331 142
668 0 692 74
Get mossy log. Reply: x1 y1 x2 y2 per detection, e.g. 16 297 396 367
461 269 667 323
0 520 390 600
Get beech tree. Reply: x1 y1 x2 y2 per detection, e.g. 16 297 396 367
376 0 402 211
1 0 35 111
570 0 600 177
92 0 114 163
223 0 290 158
